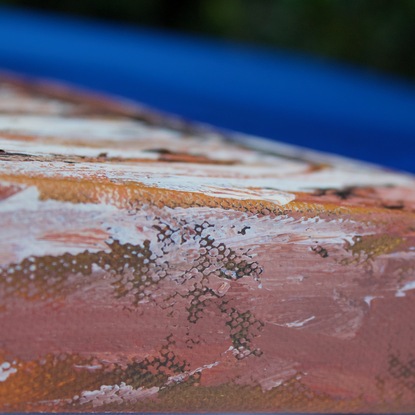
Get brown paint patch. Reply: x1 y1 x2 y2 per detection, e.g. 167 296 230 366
143 148 236 165
0 182 24 201
1 353 407 413
0 352 117 411
303 186 415 213
344 234 404 264
0 132 37 142
2 173 409 222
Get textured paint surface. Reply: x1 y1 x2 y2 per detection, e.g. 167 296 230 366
0 73 415 413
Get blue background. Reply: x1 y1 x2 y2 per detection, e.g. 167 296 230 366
0 6 414 172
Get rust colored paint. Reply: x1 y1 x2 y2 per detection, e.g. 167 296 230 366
0 73 415 413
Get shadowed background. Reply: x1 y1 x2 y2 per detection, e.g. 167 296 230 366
0 0 414 171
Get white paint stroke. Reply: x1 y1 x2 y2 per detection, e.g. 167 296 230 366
0 115 180 141
79 383 159 407
0 361 17 382
284 315 316 328
395 281 415 297
166 361 220 385
364 295 379 307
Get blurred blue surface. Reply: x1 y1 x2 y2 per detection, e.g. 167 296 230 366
0 6 414 172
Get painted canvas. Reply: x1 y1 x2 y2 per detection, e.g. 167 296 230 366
0 73 414 413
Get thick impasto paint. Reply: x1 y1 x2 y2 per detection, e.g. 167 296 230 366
0 73 414 413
